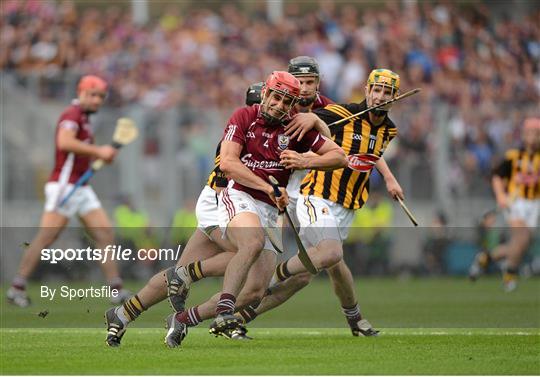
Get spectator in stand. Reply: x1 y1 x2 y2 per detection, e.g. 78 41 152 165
1 1 538 196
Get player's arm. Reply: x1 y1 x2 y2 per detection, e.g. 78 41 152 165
220 140 287 210
57 128 116 162
375 157 404 200
491 158 512 209
219 140 273 195
284 112 331 140
280 138 347 171
492 175 508 209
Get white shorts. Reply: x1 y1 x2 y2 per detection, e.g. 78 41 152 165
195 185 220 237
286 195 300 228
286 170 308 228
296 194 354 247
218 187 280 253
505 198 540 228
44 182 102 218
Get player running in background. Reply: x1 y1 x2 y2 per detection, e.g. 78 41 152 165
469 117 540 291
245 69 404 322
163 71 347 346
236 57 395 336
7 75 130 307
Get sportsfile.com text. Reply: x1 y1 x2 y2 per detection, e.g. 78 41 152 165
40 245 182 264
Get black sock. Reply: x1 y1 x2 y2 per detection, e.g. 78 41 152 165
237 306 258 324
122 295 146 321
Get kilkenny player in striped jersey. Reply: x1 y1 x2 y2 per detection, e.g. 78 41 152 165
469 117 540 291
250 69 405 316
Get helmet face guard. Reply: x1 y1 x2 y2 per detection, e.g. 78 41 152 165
288 56 320 107
261 89 299 125
365 69 400 115
261 71 300 126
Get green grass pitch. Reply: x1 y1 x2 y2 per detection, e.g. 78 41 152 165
1 277 539 375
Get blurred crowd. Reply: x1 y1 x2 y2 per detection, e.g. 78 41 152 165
1 0 539 196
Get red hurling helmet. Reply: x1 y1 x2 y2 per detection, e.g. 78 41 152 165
261 71 300 125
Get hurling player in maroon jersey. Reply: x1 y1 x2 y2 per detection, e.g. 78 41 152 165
162 71 346 346
102 70 341 348
7 75 130 307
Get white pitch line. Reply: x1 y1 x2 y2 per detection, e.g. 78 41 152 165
385 329 539 336
1 328 538 336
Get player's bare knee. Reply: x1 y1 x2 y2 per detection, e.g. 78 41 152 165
239 248 263 266
237 237 265 260
318 248 343 269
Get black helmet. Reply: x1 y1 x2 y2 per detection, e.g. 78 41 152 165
245 81 264 106
287 56 320 77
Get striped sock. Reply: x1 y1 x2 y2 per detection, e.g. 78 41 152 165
503 268 518 283
176 306 202 327
216 293 236 315
342 303 362 326
478 251 492 269
237 306 258 324
186 261 204 282
275 261 292 282
121 295 146 322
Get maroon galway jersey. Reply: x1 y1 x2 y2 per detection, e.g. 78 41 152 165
312 94 334 110
222 104 326 206
48 100 94 185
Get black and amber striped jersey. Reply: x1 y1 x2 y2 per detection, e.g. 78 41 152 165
493 147 540 199
206 142 228 190
205 96 333 192
300 100 397 210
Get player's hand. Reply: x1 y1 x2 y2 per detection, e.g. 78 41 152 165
267 185 289 211
97 145 117 163
284 113 319 141
280 150 309 170
385 176 404 201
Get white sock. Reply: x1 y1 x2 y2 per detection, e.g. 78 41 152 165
175 266 193 286
115 306 129 326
